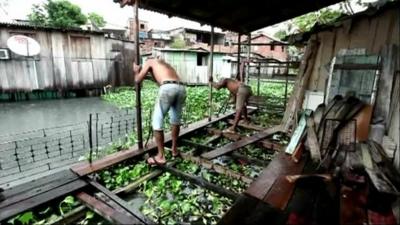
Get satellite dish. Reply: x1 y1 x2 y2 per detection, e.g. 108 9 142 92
7 35 41 56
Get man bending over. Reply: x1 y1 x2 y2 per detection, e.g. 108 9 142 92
210 78 252 133
133 58 186 165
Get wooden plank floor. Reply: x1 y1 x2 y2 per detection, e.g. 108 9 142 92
0 170 87 221
245 152 306 202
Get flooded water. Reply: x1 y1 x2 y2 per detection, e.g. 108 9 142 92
0 97 122 136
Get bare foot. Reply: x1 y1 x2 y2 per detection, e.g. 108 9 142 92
147 155 166 165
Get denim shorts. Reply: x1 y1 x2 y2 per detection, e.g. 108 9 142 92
236 84 252 110
152 83 186 130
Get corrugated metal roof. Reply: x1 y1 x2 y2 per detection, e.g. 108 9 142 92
116 0 342 33
0 22 105 34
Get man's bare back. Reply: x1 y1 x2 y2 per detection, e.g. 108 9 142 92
212 78 241 95
134 59 180 85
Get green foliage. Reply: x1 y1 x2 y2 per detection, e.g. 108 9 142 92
59 195 76 215
170 37 187 49
99 161 151 190
28 4 47 26
28 0 87 28
88 12 106 28
293 8 343 33
139 172 233 224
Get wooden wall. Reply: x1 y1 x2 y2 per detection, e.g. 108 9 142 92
153 50 225 84
0 28 135 92
300 7 399 165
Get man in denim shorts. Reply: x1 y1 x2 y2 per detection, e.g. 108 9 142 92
133 58 186 165
210 78 252 133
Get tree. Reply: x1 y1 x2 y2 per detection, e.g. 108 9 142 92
88 12 106 28
28 0 87 28
292 8 343 33
170 37 186 49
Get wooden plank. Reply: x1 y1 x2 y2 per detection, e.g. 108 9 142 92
263 155 306 210
258 140 284 152
0 170 78 209
202 125 282 159
86 180 145 224
306 117 321 162
333 63 380 70
227 119 264 131
203 134 221 144
76 192 136 225
245 152 304 200
160 164 240 200
71 111 236 176
0 179 87 221
180 152 253 184
207 128 242 141
231 152 270 167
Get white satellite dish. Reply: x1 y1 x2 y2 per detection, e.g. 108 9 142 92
7 35 41 56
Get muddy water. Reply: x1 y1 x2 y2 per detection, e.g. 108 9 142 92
0 97 122 136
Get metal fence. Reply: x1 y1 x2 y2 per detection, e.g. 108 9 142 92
0 109 135 187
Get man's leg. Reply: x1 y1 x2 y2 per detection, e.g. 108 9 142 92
169 85 186 156
171 124 180 156
152 129 166 164
148 88 170 165
230 108 243 131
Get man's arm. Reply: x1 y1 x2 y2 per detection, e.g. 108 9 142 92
133 61 151 84
211 78 227 90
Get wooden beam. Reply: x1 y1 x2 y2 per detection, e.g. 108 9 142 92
306 117 321 162
180 152 253 184
258 140 284 152
227 119 264 131
71 111 236 176
160 164 240 200
115 170 163 195
86 180 145 224
202 125 282 159
0 178 87 221
207 128 242 141
231 152 270 167
245 152 305 201
76 192 138 225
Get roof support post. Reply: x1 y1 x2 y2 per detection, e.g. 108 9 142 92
236 33 241 81
208 26 215 121
246 33 251 84
133 0 143 149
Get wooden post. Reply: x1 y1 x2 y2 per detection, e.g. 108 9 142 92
257 62 261 96
208 26 215 121
246 33 251 84
133 0 143 149
284 61 289 109
236 34 241 81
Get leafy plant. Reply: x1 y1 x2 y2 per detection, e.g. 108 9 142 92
28 0 87 28
88 12 106 28
59 196 76 215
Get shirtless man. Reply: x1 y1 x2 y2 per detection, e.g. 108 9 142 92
133 58 186 165
210 77 252 133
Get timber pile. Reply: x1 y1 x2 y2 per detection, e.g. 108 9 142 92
283 95 400 225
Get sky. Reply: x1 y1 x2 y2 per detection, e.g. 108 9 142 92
0 0 287 34
0 0 374 35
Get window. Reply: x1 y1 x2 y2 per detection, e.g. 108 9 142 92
70 36 91 59
281 46 285 52
197 53 207 66
270 45 275 51
140 23 145 29
154 42 158 47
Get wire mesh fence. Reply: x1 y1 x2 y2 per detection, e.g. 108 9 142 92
0 109 136 187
